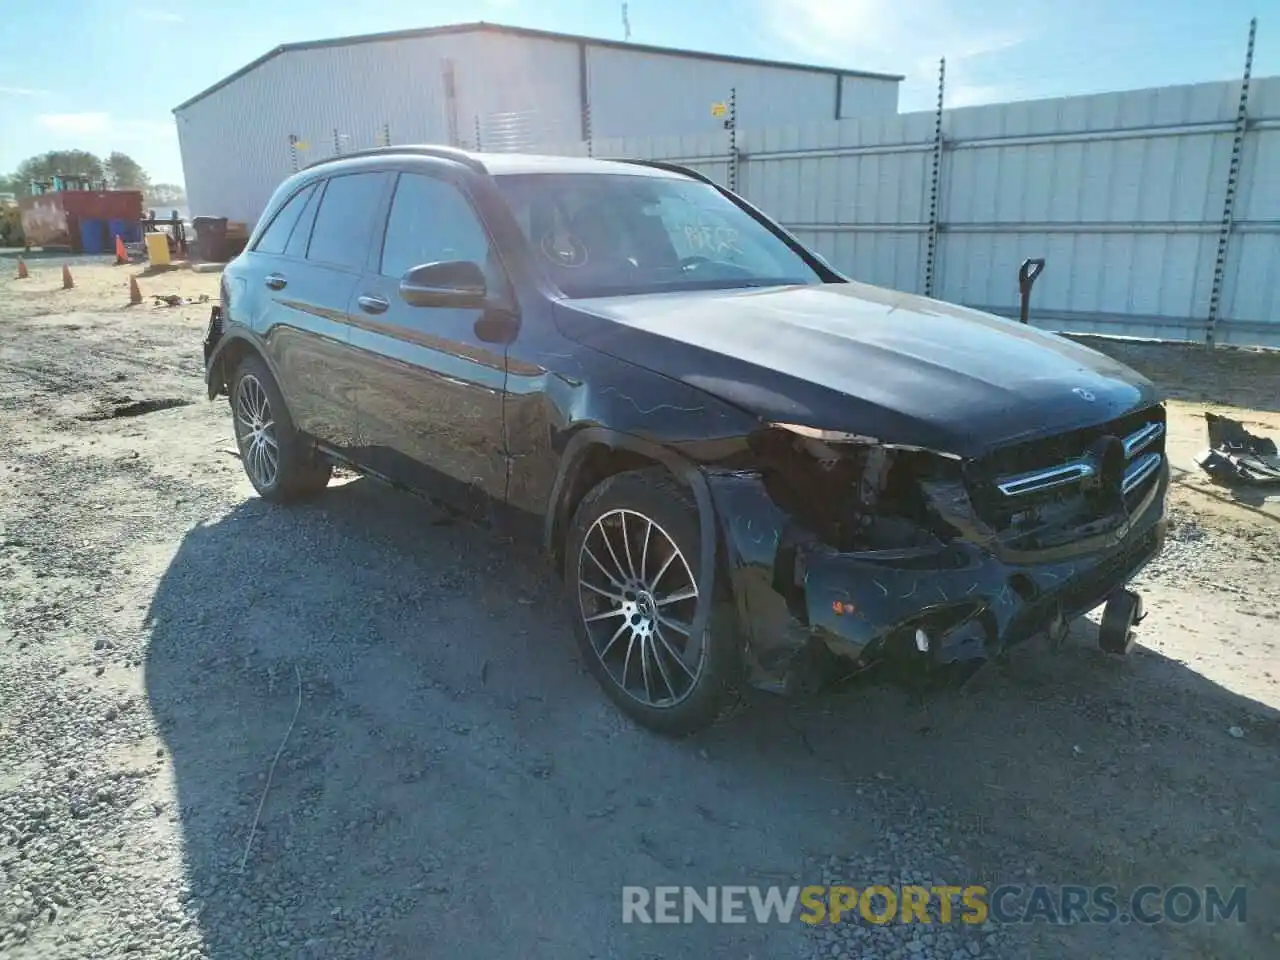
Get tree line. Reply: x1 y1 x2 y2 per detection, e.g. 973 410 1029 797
0 149 184 206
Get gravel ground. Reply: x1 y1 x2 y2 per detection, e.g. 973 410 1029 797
2 258 1278 959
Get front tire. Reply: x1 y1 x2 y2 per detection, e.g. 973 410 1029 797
228 353 331 503
566 468 740 736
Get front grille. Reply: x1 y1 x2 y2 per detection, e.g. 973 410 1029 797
979 405 1160 477
967 404 1166 538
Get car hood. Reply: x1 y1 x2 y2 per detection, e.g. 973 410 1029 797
556 281 1161 459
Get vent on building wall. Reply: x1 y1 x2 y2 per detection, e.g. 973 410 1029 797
472 109 575 153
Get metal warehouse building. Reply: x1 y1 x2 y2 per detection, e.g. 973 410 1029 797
173 21 903 223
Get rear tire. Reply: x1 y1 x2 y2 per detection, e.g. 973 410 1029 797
565 468 740 736
228 353 331 503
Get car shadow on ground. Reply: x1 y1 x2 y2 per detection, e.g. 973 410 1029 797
144 478 1279 960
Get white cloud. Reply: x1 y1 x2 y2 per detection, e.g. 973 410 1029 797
0 86 48 96
137 8 183 22
764 0 1034 110
38 112 111 134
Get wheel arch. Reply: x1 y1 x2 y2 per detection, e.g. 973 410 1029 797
545 429 720 650
205 328 281 401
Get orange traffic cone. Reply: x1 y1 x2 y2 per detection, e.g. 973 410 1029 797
62 263 74 289
128 275 142 305
16 257 28 280
114 234 128 265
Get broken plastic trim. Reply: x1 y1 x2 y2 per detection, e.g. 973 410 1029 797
770 422 964 459
747 423 962 553
1196 412 1280 485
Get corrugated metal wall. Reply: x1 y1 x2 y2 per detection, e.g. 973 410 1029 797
839 75 901 120
174 29 896 224
576 76 1280 347
584 46 898 138
1228 77 1280 334
176 31 585 222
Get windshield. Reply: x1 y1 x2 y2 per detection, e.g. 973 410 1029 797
492 172 823 298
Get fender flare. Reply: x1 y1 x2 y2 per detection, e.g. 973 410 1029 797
545 427 719 648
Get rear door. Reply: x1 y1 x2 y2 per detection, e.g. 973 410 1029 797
234 182 326 427
346 168 511 521
254 170 391 452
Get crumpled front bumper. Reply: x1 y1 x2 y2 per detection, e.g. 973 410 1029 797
705 463 1169 690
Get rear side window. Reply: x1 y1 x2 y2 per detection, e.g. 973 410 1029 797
253 183 315 255
284 183 322 259
306 172 389 270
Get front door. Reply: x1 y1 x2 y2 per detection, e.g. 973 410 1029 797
347 169 510 522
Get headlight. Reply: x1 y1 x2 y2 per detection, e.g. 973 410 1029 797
749 423 962 551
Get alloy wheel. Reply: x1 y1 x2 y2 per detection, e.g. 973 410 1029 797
234 374 280 490
577 508 704 707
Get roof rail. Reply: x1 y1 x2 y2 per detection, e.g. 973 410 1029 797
303 145 488 173
606 158 716 186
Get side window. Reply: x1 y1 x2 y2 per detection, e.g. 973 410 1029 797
253 183 315 255
379 173 491 279
306 172 389 270
283 181 322 259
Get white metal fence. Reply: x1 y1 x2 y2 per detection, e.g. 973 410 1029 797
545 74 1280 348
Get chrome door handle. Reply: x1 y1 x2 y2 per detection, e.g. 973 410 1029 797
357 295 390 314
265 274 287 290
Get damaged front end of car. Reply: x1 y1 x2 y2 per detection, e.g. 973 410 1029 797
707 407 1170 694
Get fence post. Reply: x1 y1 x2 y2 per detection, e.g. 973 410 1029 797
923 57 946 298
727 86 738 193
1206 17 1257 348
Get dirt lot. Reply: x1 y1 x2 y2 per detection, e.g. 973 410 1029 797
1 256 1277 960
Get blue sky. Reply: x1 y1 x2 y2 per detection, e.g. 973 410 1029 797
0 0 1273 186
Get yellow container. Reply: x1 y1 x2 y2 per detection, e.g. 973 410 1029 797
144 231 171 267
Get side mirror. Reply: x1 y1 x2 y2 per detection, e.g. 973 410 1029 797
399 260 487 309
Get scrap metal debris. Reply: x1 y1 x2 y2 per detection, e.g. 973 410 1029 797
1195 413 1280 484
153 294 211 307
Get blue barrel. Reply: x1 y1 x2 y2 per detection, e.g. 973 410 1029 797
108 217 140 244
79 218 106 254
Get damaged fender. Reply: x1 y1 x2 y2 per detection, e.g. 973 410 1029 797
544 427 721 654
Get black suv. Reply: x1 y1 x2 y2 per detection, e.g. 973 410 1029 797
203 147 1168 735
